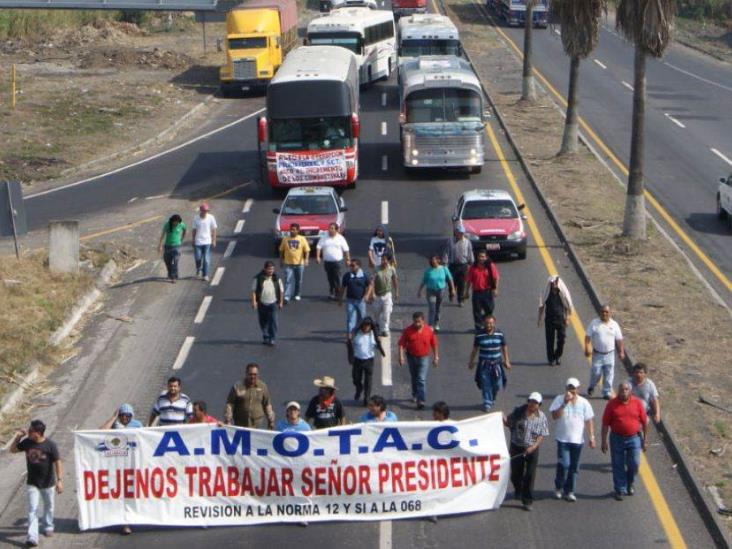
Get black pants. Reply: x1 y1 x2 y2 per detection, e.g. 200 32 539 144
449 263 469 303
472 290 495 329
324 260 343 296
352 357 374 401
545 318 566 362
257 303 278 342
510 443 539 505
163 245 180 279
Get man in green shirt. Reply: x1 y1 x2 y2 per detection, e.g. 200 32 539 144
369 254 399 336
158 214 186 283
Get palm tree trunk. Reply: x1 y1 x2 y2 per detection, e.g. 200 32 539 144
522 0 537 101
623 44 647 239
559 55 580 155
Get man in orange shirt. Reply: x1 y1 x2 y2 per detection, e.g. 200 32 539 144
398 312 439 410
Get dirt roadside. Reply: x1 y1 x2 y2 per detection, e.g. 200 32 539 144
445 0 732 531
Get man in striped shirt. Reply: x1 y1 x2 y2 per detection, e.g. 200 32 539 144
468 315 512 412
148 376 193 426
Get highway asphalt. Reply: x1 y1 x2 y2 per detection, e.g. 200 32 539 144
488 7 732 298
69 70 714 547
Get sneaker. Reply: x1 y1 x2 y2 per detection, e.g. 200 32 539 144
294 295 301 301
121 526 132 535
554 490 562 500
523 503 533 511
483 405 492 413
587 387 594 397
555 359 561 366
25 541 38 548
203 275 210 282
458 301 464 308
284 298 290 304
614 492 624 501
434 324 441 332
564 493 576 502
416 401 425 411
627 484 635 496
43 529 53 538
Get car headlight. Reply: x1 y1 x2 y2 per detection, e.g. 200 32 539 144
412 149 419 156
507 230 523 241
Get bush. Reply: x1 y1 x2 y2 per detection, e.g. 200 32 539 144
0 9 111 40
117 9 152 27
676 0 732 22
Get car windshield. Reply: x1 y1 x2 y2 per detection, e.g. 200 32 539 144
270 117 352 152
308 32 362 55
461 199 517 219
282 195 337 215
405 88 482 123
400 39 460 57
228 37 267 49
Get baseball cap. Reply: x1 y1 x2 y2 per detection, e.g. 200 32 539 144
528 392 543 404
118 403 134 416
454 223 465 233
199 202 210 211
285 401 300 411
566 377 581 388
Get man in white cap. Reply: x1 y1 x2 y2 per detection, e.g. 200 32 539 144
503 392 549 511
305 376 346 429
276 402 311 432
549 378 595 502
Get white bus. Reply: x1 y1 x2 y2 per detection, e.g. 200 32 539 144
397 13 460 66
307 7 397 84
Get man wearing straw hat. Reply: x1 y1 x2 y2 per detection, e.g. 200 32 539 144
306 376 346 429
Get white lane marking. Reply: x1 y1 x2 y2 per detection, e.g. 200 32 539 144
234 219 245 233
381 334 392 386
381 92 387 107
379 520 392 549
172 336 195 370
224 241 236 258
194 296 213 324
711 148 732 166
128 196 138 203
27 108 266 200
622 81 634 91
554 29 561 36
663 61 732 94
145 194 166 200
664 113 686 128
593 59 607 69
381 155 388 171
381 200 389 225
211 267 225 286
242 198 254 213
381 121 387 136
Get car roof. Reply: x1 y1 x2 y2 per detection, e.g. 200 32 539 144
284 186 338 197
460 189 514 202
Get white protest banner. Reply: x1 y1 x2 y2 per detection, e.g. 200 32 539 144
74 414 508 529
275 150 347 184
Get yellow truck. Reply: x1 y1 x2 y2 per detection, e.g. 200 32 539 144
219 0 299 95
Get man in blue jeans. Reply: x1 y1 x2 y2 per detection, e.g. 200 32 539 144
549 377 595 501
192 202 218 282
398 312 439 410
340 259 373 338
601 381 648 500
468 314 512 412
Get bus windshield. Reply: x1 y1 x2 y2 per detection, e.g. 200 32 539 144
405 88 482 123
308 32 362 55
228 37 267 49
400 39 460 57
270 117 352 152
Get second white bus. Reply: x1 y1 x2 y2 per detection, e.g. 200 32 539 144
307 7 397 84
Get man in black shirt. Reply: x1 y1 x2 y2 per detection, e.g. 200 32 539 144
10 420 63 547
537 276 574 366
306 376 346 429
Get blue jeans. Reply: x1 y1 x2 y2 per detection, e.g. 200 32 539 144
609 432 641 495
194 244 212 277
555 441 583 495
284 264 304 300
426 288 444 326
257 303 278 342
163 245 180 279
407 354 430 403
589 351 615 397
27 485 54 543
346 298 366 334
477 361 503 410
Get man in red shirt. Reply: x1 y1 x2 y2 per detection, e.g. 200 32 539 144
465 250 500 331
601 381 648 500
189 401 220 425
398 312 439 410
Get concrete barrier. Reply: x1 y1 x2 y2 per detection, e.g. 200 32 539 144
49 220 79 274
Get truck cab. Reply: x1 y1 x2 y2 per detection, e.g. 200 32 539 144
717 173 732 230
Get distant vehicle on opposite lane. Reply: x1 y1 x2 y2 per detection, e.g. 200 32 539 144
487 0 548 28
717 173 732 230
273 187 348 253
452 189 527 259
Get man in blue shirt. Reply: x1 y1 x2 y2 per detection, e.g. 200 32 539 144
468 315 512 412
275 402 312 432
359 395 398 423
340 259 373 337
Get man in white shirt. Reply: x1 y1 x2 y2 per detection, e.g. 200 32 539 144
549 377 595 501
192 203 218 281
315 223 350 300
584 304 625 399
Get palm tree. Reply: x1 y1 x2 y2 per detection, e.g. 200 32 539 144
522 0 538 101
552 0 604 155
616 0 674 239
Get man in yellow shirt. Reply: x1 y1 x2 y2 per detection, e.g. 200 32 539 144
279 223 310 303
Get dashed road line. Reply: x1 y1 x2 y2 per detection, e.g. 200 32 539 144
593 59 607 69
234 219 245 233
381 121 387 136
379 519 392 549
194 296 213 324
664 113 686 128
711 148 732 166
211 267 225 286
381 200 389 225
243 198 254 213
622 81 634 92
224 241 237 258
172 336 195 370
128 196 138 203
381 92 387 107
381 155 388 171
145 194 166 200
